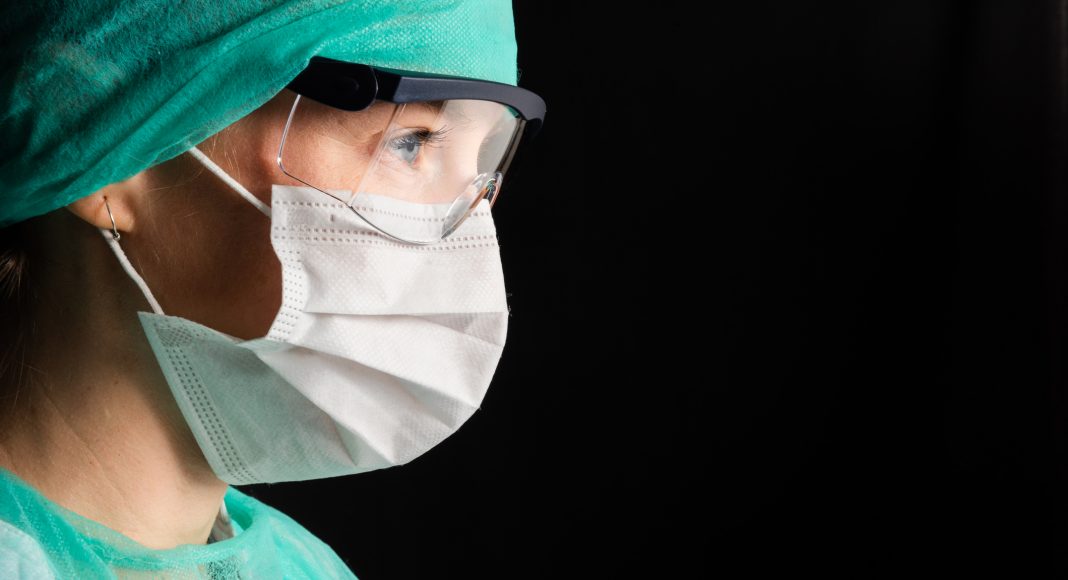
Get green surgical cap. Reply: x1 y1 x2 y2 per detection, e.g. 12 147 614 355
0 0 518 227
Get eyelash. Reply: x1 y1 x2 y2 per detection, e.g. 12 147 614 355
390 126 451 152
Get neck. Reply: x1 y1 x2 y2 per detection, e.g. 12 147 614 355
0 209 227 550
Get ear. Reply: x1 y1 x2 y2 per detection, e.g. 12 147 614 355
66 172 148 235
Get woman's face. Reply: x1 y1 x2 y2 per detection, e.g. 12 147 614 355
118 89 509 340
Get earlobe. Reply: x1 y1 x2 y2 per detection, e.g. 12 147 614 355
66 175 145 235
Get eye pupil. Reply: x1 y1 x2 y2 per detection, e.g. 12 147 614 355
392 133 424 165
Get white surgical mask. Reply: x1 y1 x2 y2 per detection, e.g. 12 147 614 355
101 147 510 484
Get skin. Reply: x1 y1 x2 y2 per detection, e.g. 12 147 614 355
0 89 299 550
0 88 499 550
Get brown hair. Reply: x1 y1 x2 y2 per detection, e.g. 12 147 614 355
0 218 37 402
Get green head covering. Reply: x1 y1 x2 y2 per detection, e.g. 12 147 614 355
0 0 518 227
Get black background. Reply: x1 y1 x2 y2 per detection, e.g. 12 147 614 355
244 1 1068 577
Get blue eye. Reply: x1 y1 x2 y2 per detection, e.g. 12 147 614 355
387 128 449 166
390 132 423 165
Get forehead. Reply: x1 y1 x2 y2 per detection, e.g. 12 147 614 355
399 100 508 125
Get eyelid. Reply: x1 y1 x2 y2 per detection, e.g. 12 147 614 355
389 125 451 146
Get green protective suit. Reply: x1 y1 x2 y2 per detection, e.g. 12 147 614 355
0 468 356 578
0 0 519 227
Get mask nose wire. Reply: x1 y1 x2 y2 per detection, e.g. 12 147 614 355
187 146 272 218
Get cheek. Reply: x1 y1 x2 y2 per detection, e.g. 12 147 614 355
203 214 283 339
126 94 303 339
133 182 283 341
228 121 305 203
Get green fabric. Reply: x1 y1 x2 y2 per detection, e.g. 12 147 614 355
0 467 358 578
0 0 518 227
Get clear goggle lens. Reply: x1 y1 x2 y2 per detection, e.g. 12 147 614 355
278 92 523 244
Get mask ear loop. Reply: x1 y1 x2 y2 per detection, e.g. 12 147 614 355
187 146 272 217
99 196 165 315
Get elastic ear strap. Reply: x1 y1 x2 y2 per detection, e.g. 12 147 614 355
187 146 272 217
99 229 165 315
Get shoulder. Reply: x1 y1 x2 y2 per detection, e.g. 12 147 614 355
0 520 55 579
224 487 358 579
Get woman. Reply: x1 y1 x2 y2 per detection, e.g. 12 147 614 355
0 0 545 577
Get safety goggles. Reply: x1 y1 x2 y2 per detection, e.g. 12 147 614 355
279 56 546 244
